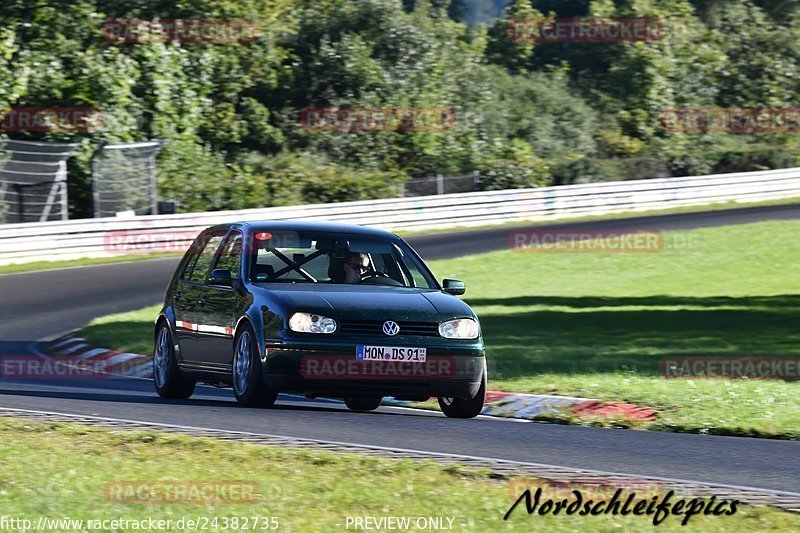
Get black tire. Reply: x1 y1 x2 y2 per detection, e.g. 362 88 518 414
438 371 486 419
153 323 196 399
232 324 277 407
344 396 383 412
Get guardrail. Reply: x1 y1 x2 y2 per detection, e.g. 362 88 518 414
2 167 800 265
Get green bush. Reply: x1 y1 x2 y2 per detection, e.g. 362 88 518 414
232 151 407 208
157 138 232 213
476 139 552 190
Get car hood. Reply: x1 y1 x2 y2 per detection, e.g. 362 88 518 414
253 284 475 322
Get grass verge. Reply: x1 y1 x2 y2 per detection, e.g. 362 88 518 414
0 417 797 532
81 305 161 356
430 219 800 438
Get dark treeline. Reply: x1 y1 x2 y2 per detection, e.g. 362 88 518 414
1 0 798 217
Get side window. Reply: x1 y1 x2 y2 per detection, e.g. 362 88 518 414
373 253 404 284
407 264 430 288
181 247 201 281
392 244 434 288
184 232 225 283
214 232 243 280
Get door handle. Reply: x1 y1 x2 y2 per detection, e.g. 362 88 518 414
198 297 208 305
174 291 181 301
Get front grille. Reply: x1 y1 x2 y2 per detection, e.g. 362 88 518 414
337 319 440 337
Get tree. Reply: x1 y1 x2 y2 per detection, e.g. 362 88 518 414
485 0 540 72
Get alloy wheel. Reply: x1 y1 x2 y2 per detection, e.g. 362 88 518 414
154 327 170 388
234 331 252 395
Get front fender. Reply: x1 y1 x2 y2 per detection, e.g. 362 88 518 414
157 306 177 328
237 304 282 363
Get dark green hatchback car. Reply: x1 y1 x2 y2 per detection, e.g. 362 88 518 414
154 221 486 418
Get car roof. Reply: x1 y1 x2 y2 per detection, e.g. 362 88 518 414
208 220 399 239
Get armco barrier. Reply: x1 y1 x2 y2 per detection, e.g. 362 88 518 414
1 167 800 265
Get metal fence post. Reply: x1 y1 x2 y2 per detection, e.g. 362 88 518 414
13 184 24 223
57 160 68 221
437 174 444 195
148 154 158 215
59 182 69 221
90 141 106 219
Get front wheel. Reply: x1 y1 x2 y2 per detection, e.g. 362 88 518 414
344 396 383 412
153 324 195 399
438 371 486 419
232 326 277 407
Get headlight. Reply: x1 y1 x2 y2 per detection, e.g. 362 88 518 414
438 318 479 339
289 312 337 334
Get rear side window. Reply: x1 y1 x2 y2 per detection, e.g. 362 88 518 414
182 232 225 283
214 232 243 279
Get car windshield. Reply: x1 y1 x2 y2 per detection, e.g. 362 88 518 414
248 231 437 289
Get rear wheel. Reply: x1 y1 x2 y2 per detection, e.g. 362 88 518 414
438 371 486 419
232 325 277 407
344 396 383 412
153 324 195 399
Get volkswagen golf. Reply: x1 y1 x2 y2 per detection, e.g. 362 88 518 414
153 221 486 418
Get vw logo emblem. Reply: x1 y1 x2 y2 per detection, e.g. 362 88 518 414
382 321 400 336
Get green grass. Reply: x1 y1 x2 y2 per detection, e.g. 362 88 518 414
81 305 162 356
79 220 800 438
430 219 800 438
1 418 797 532
5 195 800 275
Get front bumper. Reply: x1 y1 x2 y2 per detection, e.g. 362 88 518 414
262 337 485 400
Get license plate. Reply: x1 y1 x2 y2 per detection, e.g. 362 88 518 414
356 345 427 362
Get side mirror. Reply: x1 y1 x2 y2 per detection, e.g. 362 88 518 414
209 268 232 286
442 278 466 296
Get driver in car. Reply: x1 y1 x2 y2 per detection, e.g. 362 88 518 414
342 252 370 283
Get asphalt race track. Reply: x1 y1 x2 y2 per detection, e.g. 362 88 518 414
2 376 800 493
1 203 799 495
